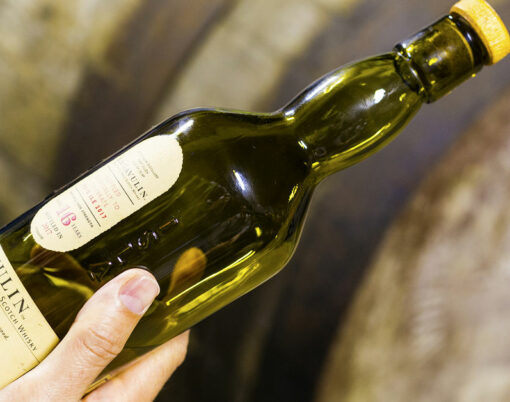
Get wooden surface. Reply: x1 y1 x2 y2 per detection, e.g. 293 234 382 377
0 0 142 216
316 86 510 402
0 1 510 401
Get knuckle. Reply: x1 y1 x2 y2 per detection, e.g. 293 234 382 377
76 326 123 364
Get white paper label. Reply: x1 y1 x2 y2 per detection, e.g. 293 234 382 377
0 246 59 389
31 135 183 252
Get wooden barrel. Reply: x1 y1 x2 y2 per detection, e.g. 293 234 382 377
316 86 510 402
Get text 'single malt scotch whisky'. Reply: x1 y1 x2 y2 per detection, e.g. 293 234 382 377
0 0 508 390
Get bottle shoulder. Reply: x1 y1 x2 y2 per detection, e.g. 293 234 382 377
175 111 311 206
282 53 402 113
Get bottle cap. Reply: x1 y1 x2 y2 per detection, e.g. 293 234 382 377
451 0 510 64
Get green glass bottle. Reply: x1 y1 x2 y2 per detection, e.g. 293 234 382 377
0 0 508 389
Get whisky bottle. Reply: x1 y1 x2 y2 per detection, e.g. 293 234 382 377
0 0 508 389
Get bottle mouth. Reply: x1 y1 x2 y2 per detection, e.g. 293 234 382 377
451 0 510 64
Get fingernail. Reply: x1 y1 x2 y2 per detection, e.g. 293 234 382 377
119 273 160 315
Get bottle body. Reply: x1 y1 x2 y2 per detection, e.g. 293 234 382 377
0 53 427 381
0 9 495 388
0 108 319 380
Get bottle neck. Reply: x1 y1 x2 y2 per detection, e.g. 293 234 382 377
395 14 489 103
287 12 490 182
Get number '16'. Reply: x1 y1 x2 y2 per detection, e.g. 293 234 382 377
57 205 77 226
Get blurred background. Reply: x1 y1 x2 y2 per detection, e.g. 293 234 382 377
1 0 510 401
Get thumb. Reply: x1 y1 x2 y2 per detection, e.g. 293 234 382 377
33 268 160 401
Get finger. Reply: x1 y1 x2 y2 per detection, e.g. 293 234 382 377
84 331 189 402
30 268 160 401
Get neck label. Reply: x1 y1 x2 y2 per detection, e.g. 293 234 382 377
31 135 183 252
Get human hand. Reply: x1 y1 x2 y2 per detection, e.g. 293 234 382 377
0 268 189 402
